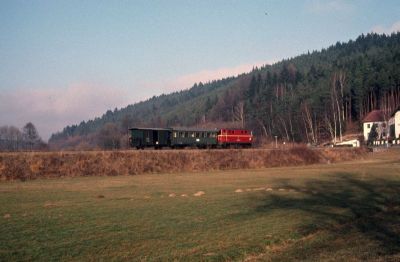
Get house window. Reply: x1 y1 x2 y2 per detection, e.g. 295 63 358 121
367 124 371 128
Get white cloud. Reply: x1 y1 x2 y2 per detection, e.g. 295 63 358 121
371 21 400 35
0 83 134 140
306 0 354 14
153 61 274 93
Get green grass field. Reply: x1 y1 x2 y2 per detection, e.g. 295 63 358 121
1 149 400 261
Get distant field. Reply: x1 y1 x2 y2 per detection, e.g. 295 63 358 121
1 149 399 261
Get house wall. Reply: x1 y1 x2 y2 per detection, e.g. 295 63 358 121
363 121 386 141
389 111 400 139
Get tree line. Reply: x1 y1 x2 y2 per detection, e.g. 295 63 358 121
0 123 47 151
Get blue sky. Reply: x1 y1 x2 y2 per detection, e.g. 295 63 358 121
1 0 399 140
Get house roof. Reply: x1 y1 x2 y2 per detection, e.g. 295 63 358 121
129 127 172 131
172 127 218 132
363 110 385 123
391 106 400 117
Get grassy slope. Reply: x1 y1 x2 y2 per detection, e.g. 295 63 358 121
1 149 400 261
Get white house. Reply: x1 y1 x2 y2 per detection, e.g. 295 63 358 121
389 107 400 140
362 110 386 142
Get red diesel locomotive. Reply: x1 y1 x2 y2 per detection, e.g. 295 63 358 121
217 129 253 148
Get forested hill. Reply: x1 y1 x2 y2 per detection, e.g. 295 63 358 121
49 33 400 149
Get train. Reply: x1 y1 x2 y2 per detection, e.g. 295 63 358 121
129 127 253 149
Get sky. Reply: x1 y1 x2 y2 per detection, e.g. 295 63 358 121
1 0 400 140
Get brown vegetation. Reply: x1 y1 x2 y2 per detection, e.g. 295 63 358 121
0 147 368 181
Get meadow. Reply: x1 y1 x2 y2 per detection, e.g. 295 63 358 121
1 149 399 261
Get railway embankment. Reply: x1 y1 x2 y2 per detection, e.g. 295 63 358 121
0 147 368 181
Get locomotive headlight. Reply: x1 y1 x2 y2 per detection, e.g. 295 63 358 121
249 137 252 141
156 141 159 145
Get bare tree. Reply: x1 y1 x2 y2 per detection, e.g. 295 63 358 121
0 126 22 151
0 124 45 151
22 122 41 151
97 123 121 150
301 102 317 144
232 101 245 128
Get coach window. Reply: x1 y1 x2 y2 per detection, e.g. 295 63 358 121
190 132 195 138
173 132 177 138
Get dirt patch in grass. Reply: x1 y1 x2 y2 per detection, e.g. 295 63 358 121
0 147 368 181
193 191 205 197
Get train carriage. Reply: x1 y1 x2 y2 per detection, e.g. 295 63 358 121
171 128 218 149
129 127 171 149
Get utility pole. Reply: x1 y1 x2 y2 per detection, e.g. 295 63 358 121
275 136 278 149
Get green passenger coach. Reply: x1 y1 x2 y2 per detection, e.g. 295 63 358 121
170 128 218 149
129 127 171 149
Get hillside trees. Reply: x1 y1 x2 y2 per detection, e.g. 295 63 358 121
97 123 121 150
49 32 400 149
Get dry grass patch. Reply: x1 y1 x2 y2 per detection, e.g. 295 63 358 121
0 147 368 181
